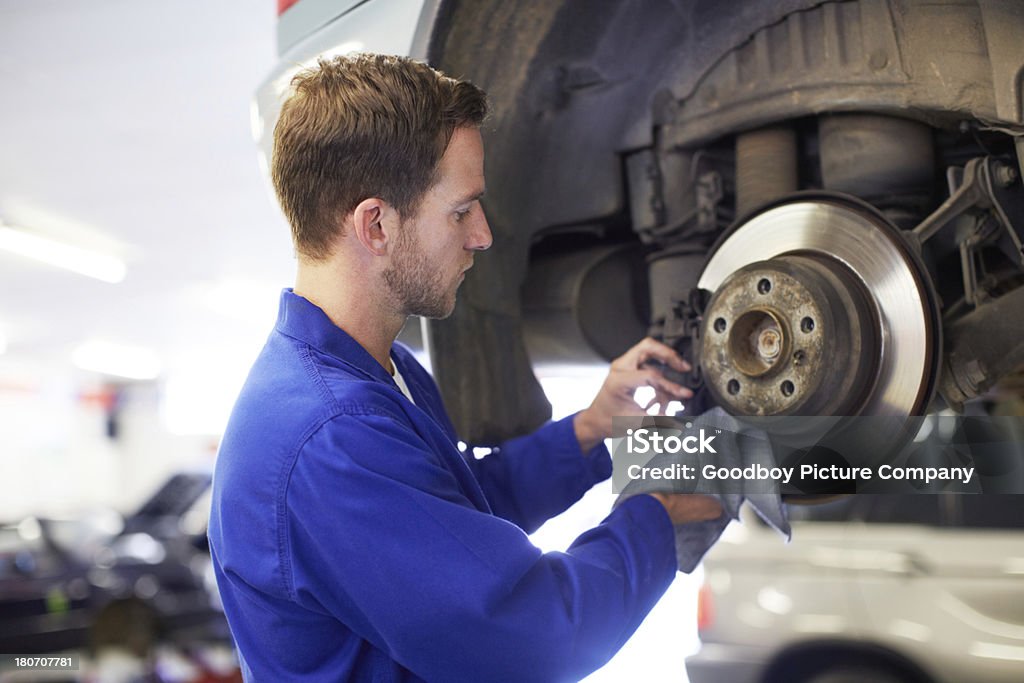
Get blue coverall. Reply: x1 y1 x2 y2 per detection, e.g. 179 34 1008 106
208 290 677 682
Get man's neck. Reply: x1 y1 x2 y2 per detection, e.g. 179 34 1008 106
294 258 405 372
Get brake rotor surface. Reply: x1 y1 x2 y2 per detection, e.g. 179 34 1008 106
698 196 940 424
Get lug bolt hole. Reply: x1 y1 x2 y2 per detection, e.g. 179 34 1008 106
781 380 795 397
757 278 772 294
801 317 815 333
727 379 741 395
714 317 727 333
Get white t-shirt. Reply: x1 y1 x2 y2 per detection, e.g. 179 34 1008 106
391 357 415 404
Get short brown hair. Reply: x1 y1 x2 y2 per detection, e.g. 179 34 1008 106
271 54 488 260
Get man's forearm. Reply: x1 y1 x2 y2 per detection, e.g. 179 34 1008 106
573 408 606 454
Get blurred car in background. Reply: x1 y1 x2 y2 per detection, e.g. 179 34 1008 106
0 473 230 656
687 495 1024 683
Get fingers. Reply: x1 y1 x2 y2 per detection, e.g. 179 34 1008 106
614 337 691 373
587 338 693 433
641 389 680 414
648 493 724 524
616 367 693 401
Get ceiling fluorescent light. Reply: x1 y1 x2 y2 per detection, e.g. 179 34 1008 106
72 341 161 380
0 223 126 283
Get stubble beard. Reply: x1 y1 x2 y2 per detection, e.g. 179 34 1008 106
382 223 458 319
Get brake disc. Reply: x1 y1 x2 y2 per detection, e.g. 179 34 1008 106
697 195 941 466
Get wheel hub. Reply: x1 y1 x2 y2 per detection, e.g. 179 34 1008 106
703 253 880 416
698 197 939 422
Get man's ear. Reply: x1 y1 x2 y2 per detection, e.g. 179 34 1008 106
351 197 394 256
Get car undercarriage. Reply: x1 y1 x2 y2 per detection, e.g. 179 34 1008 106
423 0 1024 449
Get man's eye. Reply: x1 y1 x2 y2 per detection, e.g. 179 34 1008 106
454 209 471 222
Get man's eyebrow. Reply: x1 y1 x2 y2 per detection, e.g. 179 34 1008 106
455 188 486 205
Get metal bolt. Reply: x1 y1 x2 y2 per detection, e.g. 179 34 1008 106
995 162 1018 188
868 50 888 71
964 359 987 389
757 329 781 360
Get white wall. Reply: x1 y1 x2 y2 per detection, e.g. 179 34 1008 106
0 366 216 521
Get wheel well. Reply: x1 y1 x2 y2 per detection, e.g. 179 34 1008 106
424 0 1024 443
761 640 935 683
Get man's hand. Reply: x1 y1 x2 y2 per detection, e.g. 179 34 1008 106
646 492 724 525
573 337 693 453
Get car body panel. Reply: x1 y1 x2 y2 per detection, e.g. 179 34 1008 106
688 500 1024 683
254 0 431 179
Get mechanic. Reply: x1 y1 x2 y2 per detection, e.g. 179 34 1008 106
208 53 723 682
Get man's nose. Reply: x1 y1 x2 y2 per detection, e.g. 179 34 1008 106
467 211 492 251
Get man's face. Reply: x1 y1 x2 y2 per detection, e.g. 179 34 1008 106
383 126 491 319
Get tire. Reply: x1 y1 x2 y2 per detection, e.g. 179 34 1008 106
802 663 917 683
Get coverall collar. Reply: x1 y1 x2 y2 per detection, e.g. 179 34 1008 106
275 288 396 386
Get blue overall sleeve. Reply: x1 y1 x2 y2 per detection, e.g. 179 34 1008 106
462 416 612 533
392 348 609 533
285 412 676 683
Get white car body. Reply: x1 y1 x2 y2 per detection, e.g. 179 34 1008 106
688 496 1024 683
253 0 431 177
